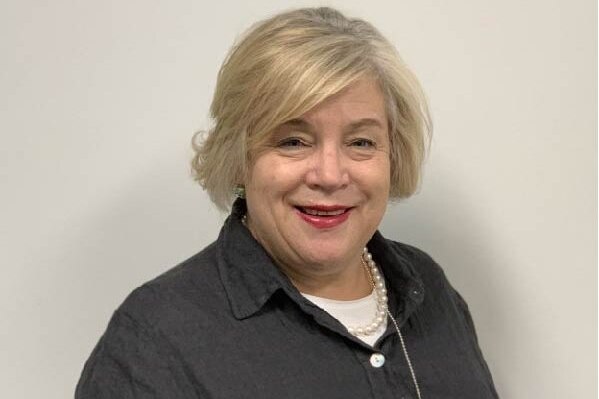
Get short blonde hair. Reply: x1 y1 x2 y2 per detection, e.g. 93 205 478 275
192 7 431 211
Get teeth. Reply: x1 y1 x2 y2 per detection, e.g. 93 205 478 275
302 208 346 216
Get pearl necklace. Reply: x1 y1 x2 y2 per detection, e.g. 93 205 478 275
357 247 423 399
346 248 388 336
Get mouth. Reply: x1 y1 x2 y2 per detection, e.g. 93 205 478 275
294 205 353 229
296 206 349 216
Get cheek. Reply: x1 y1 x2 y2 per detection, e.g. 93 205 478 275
360 160 391 192
246 158 273 189
247 157 301 196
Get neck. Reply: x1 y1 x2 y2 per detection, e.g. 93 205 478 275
280 257 372 301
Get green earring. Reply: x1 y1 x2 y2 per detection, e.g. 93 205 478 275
234 185 246 199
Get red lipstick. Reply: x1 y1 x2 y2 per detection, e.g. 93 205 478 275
295 205 352 229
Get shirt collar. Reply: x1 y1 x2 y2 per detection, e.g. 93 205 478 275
216 199 297 320
216 199 424 321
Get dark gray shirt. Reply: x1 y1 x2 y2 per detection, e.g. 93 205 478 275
76 202 498 398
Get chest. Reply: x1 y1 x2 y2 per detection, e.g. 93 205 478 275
166 301 493 399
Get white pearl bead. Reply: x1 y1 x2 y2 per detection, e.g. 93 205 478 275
347 248 391 339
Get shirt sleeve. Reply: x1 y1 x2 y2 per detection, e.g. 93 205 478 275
75 309 196 399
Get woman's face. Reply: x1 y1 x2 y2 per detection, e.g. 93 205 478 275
245 78 391 273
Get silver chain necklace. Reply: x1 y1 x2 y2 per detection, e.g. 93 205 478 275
361 248 422 399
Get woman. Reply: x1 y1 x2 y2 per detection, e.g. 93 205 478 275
76 7 498 399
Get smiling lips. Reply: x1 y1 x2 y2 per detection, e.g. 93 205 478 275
295 205 352 229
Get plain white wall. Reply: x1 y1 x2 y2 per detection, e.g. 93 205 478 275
1 0 595 398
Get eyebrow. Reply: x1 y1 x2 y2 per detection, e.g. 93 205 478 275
280 118 313 131
279 117 385 132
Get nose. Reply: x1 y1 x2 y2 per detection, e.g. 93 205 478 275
305 145 349 192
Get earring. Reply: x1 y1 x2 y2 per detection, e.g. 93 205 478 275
233 185 246 199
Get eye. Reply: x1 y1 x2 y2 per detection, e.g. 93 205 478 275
278 137 308 148
350 138 376 148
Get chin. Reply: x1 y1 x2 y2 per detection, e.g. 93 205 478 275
298 241 356 266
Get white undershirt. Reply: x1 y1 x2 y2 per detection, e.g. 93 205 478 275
301 291 387 347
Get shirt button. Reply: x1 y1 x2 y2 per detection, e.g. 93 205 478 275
369 353 385 368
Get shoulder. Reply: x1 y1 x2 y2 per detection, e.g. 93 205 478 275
381 237 479 327
384 238 450 288
385 239 436 266
76 246 223 399
376 236 469 312
114 241 227 330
